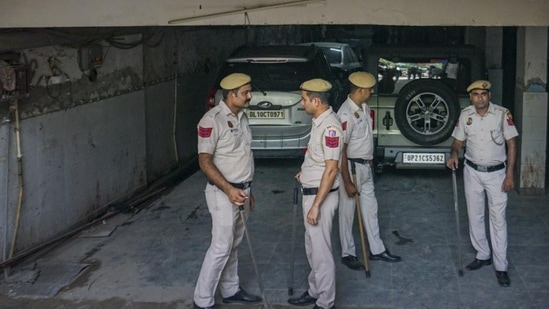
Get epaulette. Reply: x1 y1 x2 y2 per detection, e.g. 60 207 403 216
206 105 223 119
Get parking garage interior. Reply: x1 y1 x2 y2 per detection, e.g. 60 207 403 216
0 2 547 306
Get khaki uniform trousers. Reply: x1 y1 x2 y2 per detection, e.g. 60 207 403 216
463 165 508 271
193 183 250 307
302 191 338 309
339 161 385 256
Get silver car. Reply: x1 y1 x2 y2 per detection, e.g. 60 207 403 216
206 45 345 158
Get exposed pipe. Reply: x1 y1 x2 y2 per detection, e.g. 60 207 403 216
1 207 120 269
168 0 325 24
0 186 166 269
0 155 198 269
2 108 12 278
172 29 179 163
8 99 23 260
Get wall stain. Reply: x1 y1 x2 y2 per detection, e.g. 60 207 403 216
521 151 544 189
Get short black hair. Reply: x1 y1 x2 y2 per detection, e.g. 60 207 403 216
304 90 331 105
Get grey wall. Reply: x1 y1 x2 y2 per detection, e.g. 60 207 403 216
143 28 248 181
0 27 250 257
1 92 147 252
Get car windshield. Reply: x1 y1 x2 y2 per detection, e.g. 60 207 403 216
377 57 471 95
320 47 342 65
219 61 320 92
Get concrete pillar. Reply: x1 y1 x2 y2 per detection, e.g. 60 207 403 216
514 27 548 195
486 27 503 106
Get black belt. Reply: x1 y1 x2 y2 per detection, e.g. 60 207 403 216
348 158 372 165
302 187 338 196
208 181 251 190
465 159 505 172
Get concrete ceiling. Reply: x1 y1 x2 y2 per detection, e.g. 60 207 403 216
0 0 548 28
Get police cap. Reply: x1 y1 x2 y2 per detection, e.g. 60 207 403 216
220 73 251 90
467 80 491 93
300 78 332 92
348 71 376 88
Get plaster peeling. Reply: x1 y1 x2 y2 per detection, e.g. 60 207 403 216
524 77 546 92
521 151 545 189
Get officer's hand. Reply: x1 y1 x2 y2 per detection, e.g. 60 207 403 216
229 188 249 206
502 176 515 192
446 157 458 170
344 182 358 198
294 172 301 183
307 206 319 225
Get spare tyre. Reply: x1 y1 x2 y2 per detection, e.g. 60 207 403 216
394 80 460 146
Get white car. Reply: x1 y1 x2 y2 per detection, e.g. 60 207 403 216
206 45 346 158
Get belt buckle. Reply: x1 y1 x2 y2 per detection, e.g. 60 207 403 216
477 165 488 172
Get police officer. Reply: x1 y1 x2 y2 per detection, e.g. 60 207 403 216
337 72 401 271
193 73 261 309
288 79 342 309
446 80 518 287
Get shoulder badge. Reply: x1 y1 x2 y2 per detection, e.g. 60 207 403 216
198 126 213 138
325 127 340 148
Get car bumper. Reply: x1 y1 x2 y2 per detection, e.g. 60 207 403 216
251 135 309 158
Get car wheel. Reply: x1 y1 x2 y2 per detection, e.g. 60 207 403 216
394 80 460 146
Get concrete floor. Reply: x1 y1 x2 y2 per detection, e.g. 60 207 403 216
1 158 548 309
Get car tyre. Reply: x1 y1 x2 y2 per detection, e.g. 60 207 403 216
394 80 460 146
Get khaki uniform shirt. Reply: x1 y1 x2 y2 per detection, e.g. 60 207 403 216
197 100 254 182
452 102 519 166
337 96 374 159
300 107 343 188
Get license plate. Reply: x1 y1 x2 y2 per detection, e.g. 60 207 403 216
247 110 285 119
403 153 445 164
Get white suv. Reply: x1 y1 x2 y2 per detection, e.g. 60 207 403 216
206 45 346 158
362 45 487 173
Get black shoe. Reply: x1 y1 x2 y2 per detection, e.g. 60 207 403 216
222 288 261 304
341 255 365 270
465 258 492 271
193 302 215 309
369 250 401 262
496 271 510 287
288 291 317 306
313 305 335 309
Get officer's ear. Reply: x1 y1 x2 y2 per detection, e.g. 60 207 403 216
312 96 321 106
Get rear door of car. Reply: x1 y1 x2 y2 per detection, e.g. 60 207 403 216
218 57 314 141
364 45 486 169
